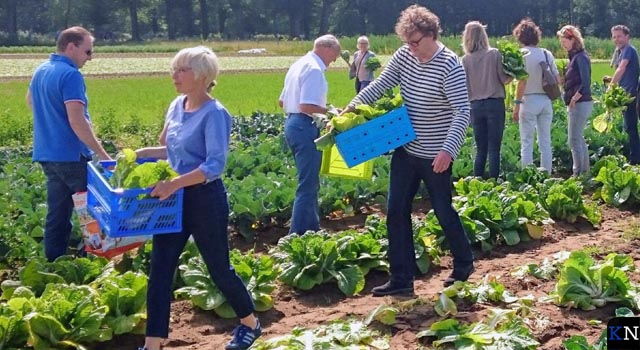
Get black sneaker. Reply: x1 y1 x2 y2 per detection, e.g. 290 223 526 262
443 265 475 287
371 280 414 297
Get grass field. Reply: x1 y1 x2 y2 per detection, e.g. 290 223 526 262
0 70 359 130
1 60 613 124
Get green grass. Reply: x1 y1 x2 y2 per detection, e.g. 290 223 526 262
0 70 358 142
591 62 611 84
2 59 611 122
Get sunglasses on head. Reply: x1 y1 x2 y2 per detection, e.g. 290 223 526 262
563 29 574 39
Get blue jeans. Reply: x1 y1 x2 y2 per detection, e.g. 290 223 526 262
471 98 505 178
623 100 640 164
386 148 473 284
355 79 371 93
284 114 321 234
39 160 88 261
146 180 254 338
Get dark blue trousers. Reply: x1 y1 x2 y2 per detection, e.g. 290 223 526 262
386 148 473 284
145 180 254 338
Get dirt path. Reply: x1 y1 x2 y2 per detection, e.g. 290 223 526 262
96 204 639 350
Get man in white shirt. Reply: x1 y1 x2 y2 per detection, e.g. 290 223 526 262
279 34 341 234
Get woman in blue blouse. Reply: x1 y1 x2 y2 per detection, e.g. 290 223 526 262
135 46 260 350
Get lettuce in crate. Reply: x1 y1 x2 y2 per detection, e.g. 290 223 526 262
315 92 404 151
108 148 178 189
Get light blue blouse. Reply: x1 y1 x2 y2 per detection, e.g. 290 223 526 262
164 95 232 181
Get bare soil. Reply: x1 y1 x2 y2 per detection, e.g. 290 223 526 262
96 201 640 350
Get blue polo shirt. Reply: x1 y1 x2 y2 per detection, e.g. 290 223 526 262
618 44 639 95
30 54 92 162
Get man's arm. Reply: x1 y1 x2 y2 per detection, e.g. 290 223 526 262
66 101 111 160
299 103 327 115
611 59 629 86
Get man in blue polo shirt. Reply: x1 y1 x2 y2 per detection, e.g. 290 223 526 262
278 34 341 235
610 24 640 165
27 26 112 261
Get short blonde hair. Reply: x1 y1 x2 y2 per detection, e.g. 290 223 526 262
557 25 585 51
462 21 490 54
357 36 369 45
395 5 441 41
171 46 219 86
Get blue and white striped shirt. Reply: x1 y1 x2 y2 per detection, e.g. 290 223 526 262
348 43 470 159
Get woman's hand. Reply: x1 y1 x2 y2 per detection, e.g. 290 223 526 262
569 93 581 110
151 179 179 201
432 151 452 173
512 104 520 123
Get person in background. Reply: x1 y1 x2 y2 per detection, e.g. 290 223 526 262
341 5 474 295
461 21 512 179
134 46 260 350
610 24 640 165
278 34 341 235
512 18 559 174
558 25 593 175
349 36 376 93
27 26 112 262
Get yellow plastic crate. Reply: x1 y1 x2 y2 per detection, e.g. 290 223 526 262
321 145 373 180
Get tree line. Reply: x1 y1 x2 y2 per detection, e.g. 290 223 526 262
2 0 640 45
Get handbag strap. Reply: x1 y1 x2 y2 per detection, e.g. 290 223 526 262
355 51 367 76
543 49 551 66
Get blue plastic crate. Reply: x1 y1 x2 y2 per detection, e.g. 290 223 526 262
335 105 416 167
86 161 183 237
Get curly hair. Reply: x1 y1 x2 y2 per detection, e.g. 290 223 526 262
395 5 441 41
513 18 542 47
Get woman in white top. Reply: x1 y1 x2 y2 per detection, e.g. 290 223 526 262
512 18 560 174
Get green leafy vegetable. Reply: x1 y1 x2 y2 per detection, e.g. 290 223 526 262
365 56 381 71
549 251 636 310
108 149 178 189
340 50 350 65
497 40 528 80
314 92 404 151
593 85 636 133
174 249 278 317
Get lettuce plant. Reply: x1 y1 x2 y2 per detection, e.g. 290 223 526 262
174 249 278 318
14 283 111 349
417 309 539 349
549 251 636 310
92 271 147 335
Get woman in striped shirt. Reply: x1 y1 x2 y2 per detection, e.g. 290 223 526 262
341 4 474 296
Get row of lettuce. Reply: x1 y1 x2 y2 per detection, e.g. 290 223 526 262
2 229 638 349
1 159 639 349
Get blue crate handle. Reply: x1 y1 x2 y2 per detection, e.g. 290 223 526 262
99 158 157 168
91 161 157 195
